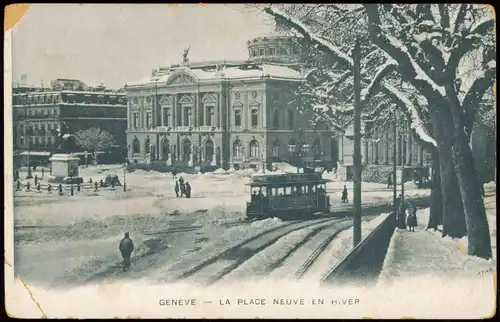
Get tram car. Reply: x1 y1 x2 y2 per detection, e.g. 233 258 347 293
245 172 332 220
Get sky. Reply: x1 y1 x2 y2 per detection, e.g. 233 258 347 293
11 4 275 89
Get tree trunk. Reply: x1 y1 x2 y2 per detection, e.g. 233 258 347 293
448 107 492 259
429 105 466 238
426 149 442 230
438 149 466 238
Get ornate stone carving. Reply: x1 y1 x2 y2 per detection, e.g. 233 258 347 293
202 93 217 103
159 95 172 105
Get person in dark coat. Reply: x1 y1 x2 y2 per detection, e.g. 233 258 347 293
341 185 348 203
178 176 184 185
119 232 134 272
185 181 191 198
41 168 45 177
387 174 392 188
174 181 180 197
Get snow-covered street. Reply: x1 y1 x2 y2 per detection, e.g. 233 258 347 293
12 164 428 289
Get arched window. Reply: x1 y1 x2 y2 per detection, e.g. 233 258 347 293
272 139 280 158
249 140 259 158
132 137 140 154
233 139 242 157
161 138 170 161
145 136 150 154
205 138 214 163
273 110 280 128
182 139 192 161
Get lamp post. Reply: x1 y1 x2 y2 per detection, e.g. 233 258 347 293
70 174 74 196
124 145 129 192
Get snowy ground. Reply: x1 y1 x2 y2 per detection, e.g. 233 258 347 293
12 163 430 287
375 183 497 318
9 165 497 318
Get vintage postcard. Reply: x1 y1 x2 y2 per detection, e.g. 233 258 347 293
4 3 497 319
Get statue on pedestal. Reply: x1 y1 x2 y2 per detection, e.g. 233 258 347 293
52 122 77 154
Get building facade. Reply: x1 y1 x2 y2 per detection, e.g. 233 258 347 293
125 36 336 171
12 79 127 165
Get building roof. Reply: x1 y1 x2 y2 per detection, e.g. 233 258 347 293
127 62 303 88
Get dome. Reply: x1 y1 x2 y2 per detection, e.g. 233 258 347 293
246 35 304 65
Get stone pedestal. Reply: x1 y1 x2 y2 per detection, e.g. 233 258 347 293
48 154 83 184
166 154 172 166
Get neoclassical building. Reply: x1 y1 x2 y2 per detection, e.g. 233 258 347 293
125 36 336 171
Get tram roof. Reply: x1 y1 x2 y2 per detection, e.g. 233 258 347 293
246 172 331 187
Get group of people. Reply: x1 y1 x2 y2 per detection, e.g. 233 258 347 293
395 195 418 232
174 175 192 198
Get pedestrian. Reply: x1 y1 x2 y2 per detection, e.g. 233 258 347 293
34 175 38 185
37 183 41 192
341 185 348 203
387 174 392 188
58 184 63 195
47 184 52 193
16 180 21 191
172 170 177 179
94 181 99 192
49 167 52 175
89 178 93 184
99 179 104 188
178 175 184 185
174 180 180 198
180 182 186 198
77 184 81 192
42 168 45 177
26 182 31 192
119 232 134 272
185 181 191 198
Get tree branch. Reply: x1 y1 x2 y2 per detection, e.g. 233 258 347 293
364 4 446 101
361 59 398 103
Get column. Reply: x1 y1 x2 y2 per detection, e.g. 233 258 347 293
374 141 379 164
364 139 369 165
172 95 177 127
396 131 401 166
385 130 390 165
406 128 412 166
160 107 164 126
211 143 217 166
127 103 131 128
418 146 424 166
339 136 344 163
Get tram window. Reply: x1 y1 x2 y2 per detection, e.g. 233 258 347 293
277 187 284 196
261 188 268 197
311 186 317 193
285 187 292 196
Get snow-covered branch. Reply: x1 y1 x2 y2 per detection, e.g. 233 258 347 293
364 4 447 100
383 83 438 147
361 58 398 103
263 5 354 66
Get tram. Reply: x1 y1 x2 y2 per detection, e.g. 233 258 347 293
245 172 332 220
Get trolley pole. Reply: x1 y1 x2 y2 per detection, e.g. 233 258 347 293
352 38 362 247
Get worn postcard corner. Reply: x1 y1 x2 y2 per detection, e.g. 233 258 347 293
4 3 497 319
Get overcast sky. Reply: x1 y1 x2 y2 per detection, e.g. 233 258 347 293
12 4 274 89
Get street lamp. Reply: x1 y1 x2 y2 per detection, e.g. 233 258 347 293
70 174 74 196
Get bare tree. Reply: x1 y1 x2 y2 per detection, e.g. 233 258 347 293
74 128 115 159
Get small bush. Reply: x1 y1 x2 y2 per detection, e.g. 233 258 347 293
361 165 393 184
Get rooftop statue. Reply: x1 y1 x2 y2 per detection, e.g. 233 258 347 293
182 46 191 64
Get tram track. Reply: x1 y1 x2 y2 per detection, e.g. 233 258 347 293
209 219 351 285
173 217 337 282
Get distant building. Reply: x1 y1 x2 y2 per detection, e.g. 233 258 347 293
12 79 127 166
125 35 336 171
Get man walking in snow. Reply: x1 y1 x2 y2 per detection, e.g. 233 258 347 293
387 174 392 188
119 232 134 272
341 185 348 203
174 180 180 197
